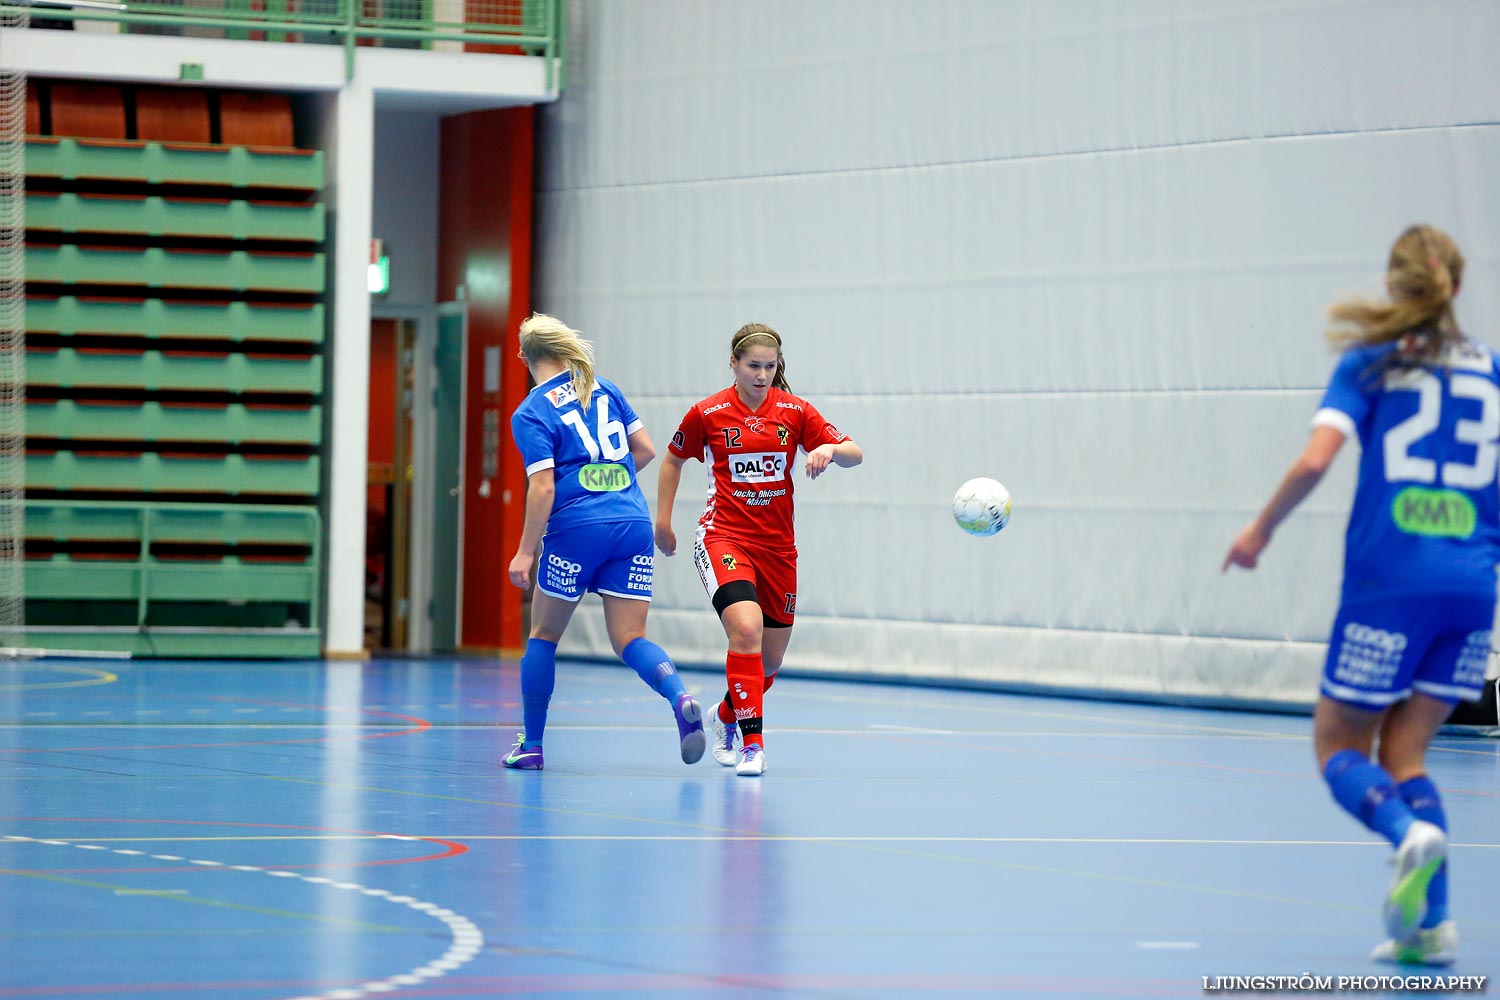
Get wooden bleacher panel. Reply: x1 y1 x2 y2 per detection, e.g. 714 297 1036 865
218 91 295 148
135 87 212 144
25 82 41 136
49 82 127 140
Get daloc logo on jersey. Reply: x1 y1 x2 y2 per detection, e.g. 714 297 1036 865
730 452 787 483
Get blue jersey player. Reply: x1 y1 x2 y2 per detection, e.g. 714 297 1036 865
1225 225 1496 967
503 313 705 770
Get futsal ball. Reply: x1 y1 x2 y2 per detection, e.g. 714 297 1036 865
952 478 1012 537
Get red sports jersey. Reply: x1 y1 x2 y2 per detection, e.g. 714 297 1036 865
668 386 849 551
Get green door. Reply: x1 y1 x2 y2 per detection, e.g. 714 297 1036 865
430 308 465 652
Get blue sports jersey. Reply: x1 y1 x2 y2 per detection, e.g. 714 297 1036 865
1314 338 1500 599
510 371 650 531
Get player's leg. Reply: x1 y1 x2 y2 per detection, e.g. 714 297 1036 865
505 532 593 770
505 587 579 770
1370 606 1490 964
1316 597 1445 943
693 536 763 768
719 599 767 775
714 552 795 731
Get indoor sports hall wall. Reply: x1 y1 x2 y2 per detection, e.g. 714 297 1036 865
531 0 1500 707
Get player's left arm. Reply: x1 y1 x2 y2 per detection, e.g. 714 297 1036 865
801 402 861 480
1222 424 1346 572
628 427 656 472
805 439 862 480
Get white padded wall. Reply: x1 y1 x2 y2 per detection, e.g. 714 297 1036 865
535 0 1500 706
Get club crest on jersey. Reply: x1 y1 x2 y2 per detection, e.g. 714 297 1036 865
776 424 789 446
720 554 737 571
744 415 766 433
544 381 579 408
730 452 788 483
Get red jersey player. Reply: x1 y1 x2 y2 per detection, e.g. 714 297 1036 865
655 324 863 776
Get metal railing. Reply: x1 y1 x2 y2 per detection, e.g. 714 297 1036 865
4 0 566 86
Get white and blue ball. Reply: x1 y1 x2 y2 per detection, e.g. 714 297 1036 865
951 477 1012 537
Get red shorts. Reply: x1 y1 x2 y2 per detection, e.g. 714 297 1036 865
692 533 797 626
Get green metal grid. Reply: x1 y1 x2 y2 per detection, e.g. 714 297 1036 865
11 0 565 87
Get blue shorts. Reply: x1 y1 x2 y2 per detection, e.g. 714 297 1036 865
1321 593 1493 708
536 519 654 603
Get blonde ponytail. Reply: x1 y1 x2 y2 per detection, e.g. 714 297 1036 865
519 313 598 412
1327 224 1465 368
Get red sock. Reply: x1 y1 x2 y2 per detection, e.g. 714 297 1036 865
724 650 764 747
719 672 774 723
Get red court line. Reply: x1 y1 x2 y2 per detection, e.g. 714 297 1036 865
0 816 467 869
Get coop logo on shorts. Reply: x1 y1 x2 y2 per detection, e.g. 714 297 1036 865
730 452 788 483
1343 622 1407 654
547 553 583 576
627 553 653 591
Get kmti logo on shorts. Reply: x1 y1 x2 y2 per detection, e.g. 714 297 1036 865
1392 486 1476 539
579 463 631 492
730 452 787 483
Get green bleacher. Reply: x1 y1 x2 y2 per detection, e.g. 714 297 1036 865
24 86 326 658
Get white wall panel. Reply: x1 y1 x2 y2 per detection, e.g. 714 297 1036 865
541 0 1499 191
537 1 1500 705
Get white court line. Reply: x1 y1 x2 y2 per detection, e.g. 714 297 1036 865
9 833 1499 848
4 834 483 1000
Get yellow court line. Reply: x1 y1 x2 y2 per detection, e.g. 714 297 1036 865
0 868 405 932
0 665 118 692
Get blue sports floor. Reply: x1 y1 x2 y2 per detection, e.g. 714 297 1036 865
0 656 1495 999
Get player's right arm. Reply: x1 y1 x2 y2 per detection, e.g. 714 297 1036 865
509 468 556 589
656 405 705 557
508 404 556 588
1222 424 1346 572
655 453 685 556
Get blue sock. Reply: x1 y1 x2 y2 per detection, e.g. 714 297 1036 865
621 637 686 703
1323 749 1414 847
1399 775 1449 928
520 638 557 747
